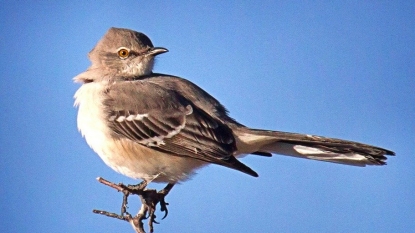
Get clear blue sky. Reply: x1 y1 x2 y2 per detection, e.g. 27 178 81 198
1 1 414 232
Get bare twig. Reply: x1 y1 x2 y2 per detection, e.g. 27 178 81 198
93 177 171 233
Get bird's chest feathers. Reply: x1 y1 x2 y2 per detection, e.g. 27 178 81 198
74 82 142 177
74 82 111 156
74 82 205 182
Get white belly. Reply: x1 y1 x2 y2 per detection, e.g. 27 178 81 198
74 82 206 183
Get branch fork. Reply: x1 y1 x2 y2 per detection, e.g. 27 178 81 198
93 177 172 233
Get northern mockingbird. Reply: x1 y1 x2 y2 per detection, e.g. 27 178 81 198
74 27 394 229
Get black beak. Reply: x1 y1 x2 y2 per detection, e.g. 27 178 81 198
148 47 169 56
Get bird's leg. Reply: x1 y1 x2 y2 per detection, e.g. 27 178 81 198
158 183 175 219
139 183 175 233
93 177 175 233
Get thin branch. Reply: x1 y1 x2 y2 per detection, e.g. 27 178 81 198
93 177 170 233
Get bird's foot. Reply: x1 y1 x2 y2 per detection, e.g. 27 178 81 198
92 177 174 233
132 187 170 232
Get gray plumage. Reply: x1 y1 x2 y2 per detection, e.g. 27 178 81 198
74 27 394 184
103 78 256 176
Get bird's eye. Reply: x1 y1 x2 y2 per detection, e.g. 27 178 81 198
117 48 130 58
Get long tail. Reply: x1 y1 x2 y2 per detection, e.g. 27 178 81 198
234 128 395 167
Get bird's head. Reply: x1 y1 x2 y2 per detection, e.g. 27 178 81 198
88 27 168 77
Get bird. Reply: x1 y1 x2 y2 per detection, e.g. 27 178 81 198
74 27 394 230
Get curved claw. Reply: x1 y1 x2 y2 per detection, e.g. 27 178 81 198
160 200 169 219
94 178 175 233
149 212 159 224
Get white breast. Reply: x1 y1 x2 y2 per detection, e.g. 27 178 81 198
74 82 110 157
74 82 207 183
